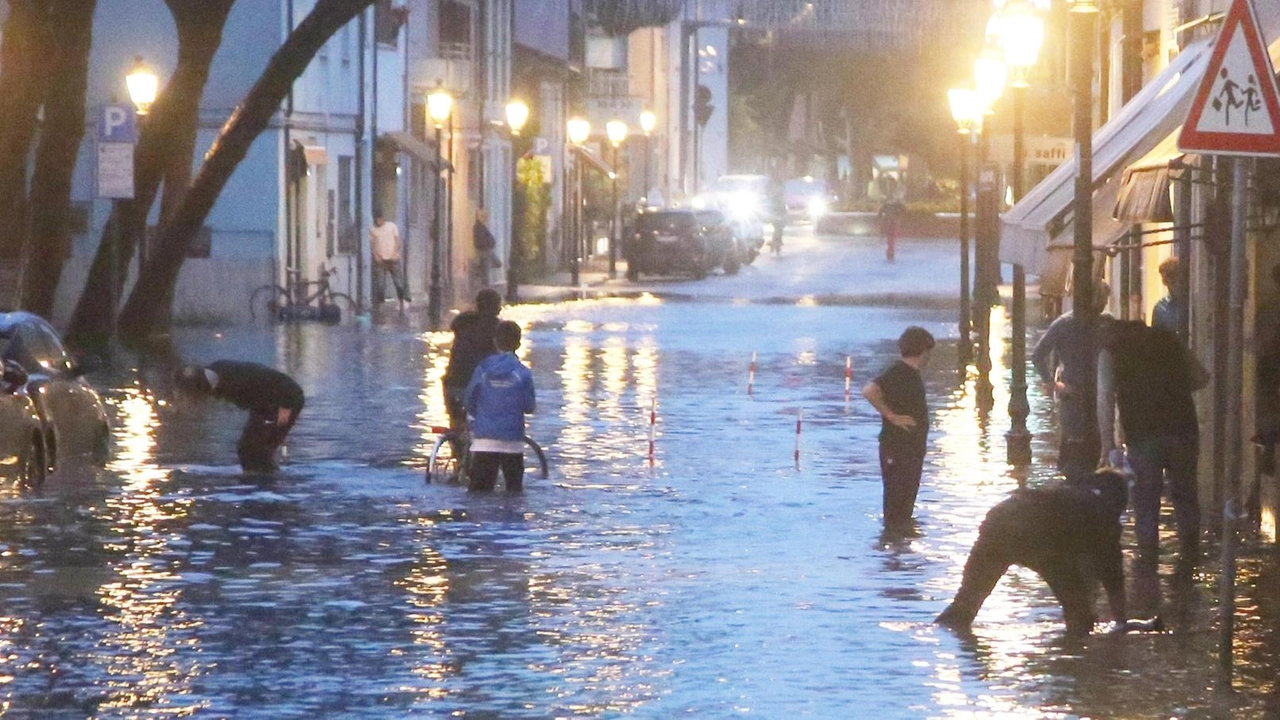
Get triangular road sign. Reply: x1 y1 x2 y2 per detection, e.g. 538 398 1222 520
1179 0 1280 156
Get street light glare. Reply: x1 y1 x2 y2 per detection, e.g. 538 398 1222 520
948 88 980 134
506 100 530 135
998 1 1044 85
126 56 158 115
567 117 591 145
427 82 453 128
973 46 1007 111
640 110 656 135
606 119 628 147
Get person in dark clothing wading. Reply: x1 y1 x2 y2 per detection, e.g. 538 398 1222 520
862 326 935 528
465 321 536 492
443 288 503 429
175 361 305 473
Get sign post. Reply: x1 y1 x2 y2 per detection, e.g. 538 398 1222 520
96 104 137 344
1177 0 1280 684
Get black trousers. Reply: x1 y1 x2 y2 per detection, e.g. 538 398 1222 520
880 442 925 526
469 451 524 492
238 406 300 473
1058 390 1099 484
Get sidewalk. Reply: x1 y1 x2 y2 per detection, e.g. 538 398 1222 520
513 256 622 304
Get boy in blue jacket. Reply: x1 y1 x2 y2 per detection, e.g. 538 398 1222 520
465 320 536 492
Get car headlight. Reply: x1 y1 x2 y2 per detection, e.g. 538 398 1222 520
726 191 760 221
691 196 708 210
807 197 828 218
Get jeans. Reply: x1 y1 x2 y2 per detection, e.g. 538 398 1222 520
238 406 301 473
469 451 524 492
1127 432 1200 560
373 258 407 303
880 442 925 527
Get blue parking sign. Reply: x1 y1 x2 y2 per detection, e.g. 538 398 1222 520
97 104 137 143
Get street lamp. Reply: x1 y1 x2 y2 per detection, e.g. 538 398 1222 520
427 81 454 326
126 56 158 116
505 100 530 302
639 110 656 208
567 118 590 286
973 46 1007 114
949 88 980 367
606 119 628 278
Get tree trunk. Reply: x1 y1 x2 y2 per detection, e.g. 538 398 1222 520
117 0 376 342
21 0 96 317
66 0 235 349
0 1 53 279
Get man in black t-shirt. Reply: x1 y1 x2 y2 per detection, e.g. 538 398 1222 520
862 326 935 528
176 360 305 473
443 288 503 428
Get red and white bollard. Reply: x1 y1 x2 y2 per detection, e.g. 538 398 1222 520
648 398 657 467
748 351 757 396
844 356 852 402
794 408 804 469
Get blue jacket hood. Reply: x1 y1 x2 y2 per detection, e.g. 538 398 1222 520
465 352 536 442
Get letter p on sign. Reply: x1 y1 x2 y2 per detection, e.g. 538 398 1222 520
98 104 137 143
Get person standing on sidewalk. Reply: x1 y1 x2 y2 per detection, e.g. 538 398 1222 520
1151 256 1185 335
1098 319 1206 566
465 320 536 492
863 326 935 529
369 212 408 305
1032 280 1110 483
473 207 501 289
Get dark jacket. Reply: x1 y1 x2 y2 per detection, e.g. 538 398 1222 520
443 311 500 387
1104 322 1199 442
208 360 304 412
465 352 536 441
474 220 497 252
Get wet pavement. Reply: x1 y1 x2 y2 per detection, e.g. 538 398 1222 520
2 228 1278 717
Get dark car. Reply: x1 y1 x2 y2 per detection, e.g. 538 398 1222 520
0 312 110 480
0 360 45 486
625 209 740 281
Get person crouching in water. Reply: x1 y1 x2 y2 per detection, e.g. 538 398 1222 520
175 361 305 473
936 469 1128 636
465 321 536 492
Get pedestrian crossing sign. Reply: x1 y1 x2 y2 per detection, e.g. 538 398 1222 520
1179 0 1280 156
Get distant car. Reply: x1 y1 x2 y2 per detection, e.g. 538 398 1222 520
0 312 110 479
626 209 739 281
696 175 768 260
0 360 45 486
784 177 836 222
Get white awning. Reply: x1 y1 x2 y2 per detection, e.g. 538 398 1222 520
999 37 1215 273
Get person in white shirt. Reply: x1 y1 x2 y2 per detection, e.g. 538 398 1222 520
369 212 408 304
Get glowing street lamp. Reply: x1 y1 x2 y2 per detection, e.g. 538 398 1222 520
639 110 656 136
567 117 591 146
947 88 980 135
126 56 158 116
505 100 529 136
427 82 454 129
998 1 1045 87
973 46 1007 112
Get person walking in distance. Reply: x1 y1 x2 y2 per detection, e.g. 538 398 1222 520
369 211 408 306
862 326 935 529
174 361 305 474
1032 280 1111 483
473 207 501 289
465 321 536 492
878 194 906 262
443 288 503 429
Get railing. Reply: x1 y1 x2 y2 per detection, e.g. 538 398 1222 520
587 69 630 98
439 42 472 61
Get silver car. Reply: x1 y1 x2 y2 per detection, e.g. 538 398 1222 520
0 312 110 480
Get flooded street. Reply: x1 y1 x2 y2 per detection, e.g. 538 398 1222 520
2 231 1278 717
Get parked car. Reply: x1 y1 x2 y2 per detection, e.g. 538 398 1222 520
0 359 45 486
696 174 768 261
0 312 110 480
784 176 836 222
625 209 739 280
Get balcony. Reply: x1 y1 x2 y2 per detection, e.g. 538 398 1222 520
422 45 473 96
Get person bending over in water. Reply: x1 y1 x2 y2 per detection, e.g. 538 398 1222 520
175 360 304 474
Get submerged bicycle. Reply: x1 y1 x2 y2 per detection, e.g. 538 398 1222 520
250 263 355 322
426 424 549 486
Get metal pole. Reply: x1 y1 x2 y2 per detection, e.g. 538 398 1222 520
610 142 619 278
508 137 520 303
428 124 444 326
1219 156 1248 684
1008 84 1031 464
643 134 652 206
571 151 581 286
1176 168 1193 342
1071 8 1095 326
354 10 367 311
959 131 972 367
975 163 997 413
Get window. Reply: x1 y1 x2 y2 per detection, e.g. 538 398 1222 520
374 0 402 47
439 0 471 55
338 156 356 254
10 321 71 375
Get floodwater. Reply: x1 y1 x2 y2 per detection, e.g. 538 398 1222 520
2 294 1279 717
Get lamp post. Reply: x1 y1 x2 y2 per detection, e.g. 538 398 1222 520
427 81 454 327
126 56 158 116
505 100 530 302
640 110 656 208
972 45 1006 412
998 0 1044 465
567 117 591 286
606 119 628 279
948 88 979 368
